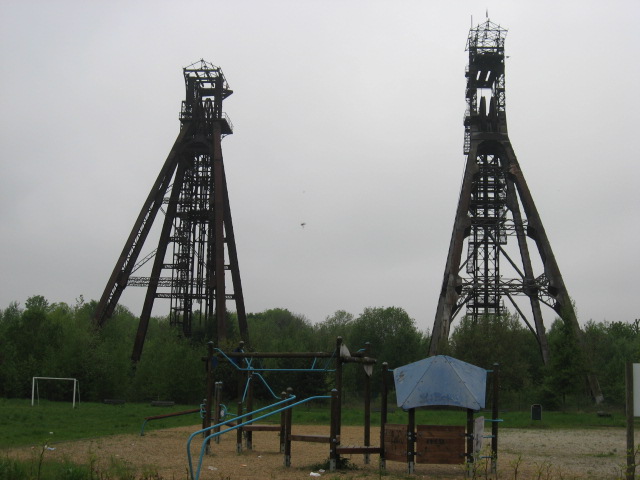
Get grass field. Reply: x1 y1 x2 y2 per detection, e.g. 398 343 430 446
0 397 630 449
0 398 201 449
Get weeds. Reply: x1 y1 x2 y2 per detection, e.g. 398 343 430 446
616 444 640 480
0 456 27 480
307 457 358 472
509 454 523 480
0 455 167 480
533 461 553 480
592 451 616 457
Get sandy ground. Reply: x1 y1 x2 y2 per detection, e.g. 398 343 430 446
3 424 638 479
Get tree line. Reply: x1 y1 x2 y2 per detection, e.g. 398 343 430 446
0 295 637 409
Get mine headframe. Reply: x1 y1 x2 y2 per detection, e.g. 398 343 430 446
94 60 248 361
429 20 603 403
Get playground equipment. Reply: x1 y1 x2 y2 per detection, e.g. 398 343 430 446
202 337 376 453
187 392 310 480
188 388 371 480
188 339 500 477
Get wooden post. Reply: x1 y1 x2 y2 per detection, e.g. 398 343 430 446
335 337 343 441
204 341 214 432
280 390 288 453
213 381 222 444
407 408 415 474
236 400 243 453
203 341 214 453
245 371 254 450
380 362 389 470
491 363 500 474
284 387 293 467
466 408 474 473
330 388 340 471
363 342 371 465
236 346 244 454
626 362 635 480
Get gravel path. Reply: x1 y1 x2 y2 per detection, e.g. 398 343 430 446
4 424 638 479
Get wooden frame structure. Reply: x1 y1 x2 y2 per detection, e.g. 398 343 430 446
203 337 378 467
200 345 501 475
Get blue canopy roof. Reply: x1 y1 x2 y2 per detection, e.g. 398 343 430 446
393 355 487 410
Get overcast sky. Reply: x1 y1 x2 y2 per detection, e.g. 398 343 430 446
1 0 638 334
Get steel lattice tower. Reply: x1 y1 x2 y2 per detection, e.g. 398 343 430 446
94 60 249 361
429 21 603 402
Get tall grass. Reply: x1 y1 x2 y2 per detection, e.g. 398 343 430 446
0 454 178 480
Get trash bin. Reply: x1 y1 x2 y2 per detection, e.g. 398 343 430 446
531 403 542 421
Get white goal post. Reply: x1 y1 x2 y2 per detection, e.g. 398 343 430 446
31 377 80 408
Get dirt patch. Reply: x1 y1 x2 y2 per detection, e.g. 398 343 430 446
3 424 637 479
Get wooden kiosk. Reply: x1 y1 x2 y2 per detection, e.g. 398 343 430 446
381 356 500 474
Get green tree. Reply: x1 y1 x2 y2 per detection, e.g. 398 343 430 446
541 318 587 409
131 320 205 404
583 319 639 405
39 302 96 399
450 313 542 398
242 309 324 399
0 302 23 396
345 306 427 398
2 296 66 398
315 310 355 351
24 295 49 312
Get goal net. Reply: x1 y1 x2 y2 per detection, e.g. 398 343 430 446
31 377 80 408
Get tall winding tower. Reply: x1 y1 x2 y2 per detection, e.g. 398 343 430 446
429 21 602 401
94 60 249 361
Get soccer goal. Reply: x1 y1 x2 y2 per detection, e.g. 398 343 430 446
31 377 80 408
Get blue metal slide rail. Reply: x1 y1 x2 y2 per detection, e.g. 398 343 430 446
187 394 331 480
215 347 337 373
